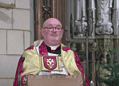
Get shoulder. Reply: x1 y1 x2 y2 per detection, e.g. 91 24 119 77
22 40 38 56
61 44 76 53
24 40 43 51
61 44 72 52
22 45 35 57
62 44 78 55
61 44 81 63
21 41 41 59
25 45 34 51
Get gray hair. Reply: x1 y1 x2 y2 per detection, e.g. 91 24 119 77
43 22 45 28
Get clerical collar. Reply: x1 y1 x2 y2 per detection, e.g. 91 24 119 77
46 45 61 55
49 45 60 50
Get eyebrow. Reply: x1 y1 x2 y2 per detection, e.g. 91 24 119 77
56 25 61 27
46 24 61 27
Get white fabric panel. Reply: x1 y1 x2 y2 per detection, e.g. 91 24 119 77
35 41 68 75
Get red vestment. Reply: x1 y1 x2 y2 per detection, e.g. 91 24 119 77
13 41 89 86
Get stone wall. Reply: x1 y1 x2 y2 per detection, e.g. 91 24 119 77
0 0 31 85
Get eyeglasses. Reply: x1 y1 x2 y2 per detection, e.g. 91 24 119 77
44 27 62 31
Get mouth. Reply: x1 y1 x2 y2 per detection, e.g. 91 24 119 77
50 34 57 37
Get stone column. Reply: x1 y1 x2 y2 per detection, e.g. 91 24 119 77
112 0 119 36
88 0 96 37
75 0 87 37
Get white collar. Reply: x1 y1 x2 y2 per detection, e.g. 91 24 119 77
48 45 60 50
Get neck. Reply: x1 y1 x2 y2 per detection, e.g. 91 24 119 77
45 42 61 47
45 42 61 50
47 45 60 50
46 44 60 47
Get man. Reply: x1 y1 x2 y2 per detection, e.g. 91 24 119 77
13 18 89 86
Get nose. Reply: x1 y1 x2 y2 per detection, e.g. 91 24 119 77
52 28 56 32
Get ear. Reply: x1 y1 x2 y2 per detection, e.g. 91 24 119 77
61 29 64 34
41 28 44 37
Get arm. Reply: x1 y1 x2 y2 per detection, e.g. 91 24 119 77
74 52 90 86
13 56 32 86
13 56 24 86
62 47 90 85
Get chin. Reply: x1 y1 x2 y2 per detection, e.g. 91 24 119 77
49 37 58 40
51 39 60 42
51 42 60 46
50 39 59 42
46 40 61 46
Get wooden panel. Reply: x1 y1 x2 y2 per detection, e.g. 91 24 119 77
61 0 65 44
51 0 57 18
57 0 60 20
25 75 82 86
34 0 43 40
34 0 65 43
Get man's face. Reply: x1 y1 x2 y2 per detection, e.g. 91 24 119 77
41 18 64 46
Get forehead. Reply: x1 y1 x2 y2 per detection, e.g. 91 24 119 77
44 19 62 27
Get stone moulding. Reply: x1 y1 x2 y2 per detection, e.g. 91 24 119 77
0 2 15 9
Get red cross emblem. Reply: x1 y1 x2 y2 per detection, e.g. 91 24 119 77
43 56 57 70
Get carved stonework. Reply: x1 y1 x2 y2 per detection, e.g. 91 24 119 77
65 0 119 85
88 0 95 37
113 36 119 59
96 24 113 35
75 0 87 37
88 10 95 36
96 0 113 35
95 35 115 86
95 39 104 58
89 42 97 53
96 59 110 86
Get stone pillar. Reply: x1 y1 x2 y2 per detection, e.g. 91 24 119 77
88 0 95 37
75 0 87 37
112 0 119 36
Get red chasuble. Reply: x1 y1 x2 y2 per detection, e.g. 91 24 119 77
13 41 89 86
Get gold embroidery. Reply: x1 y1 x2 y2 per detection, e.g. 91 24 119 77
20 46 41 77
20 41 83 84
61 44 83 83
